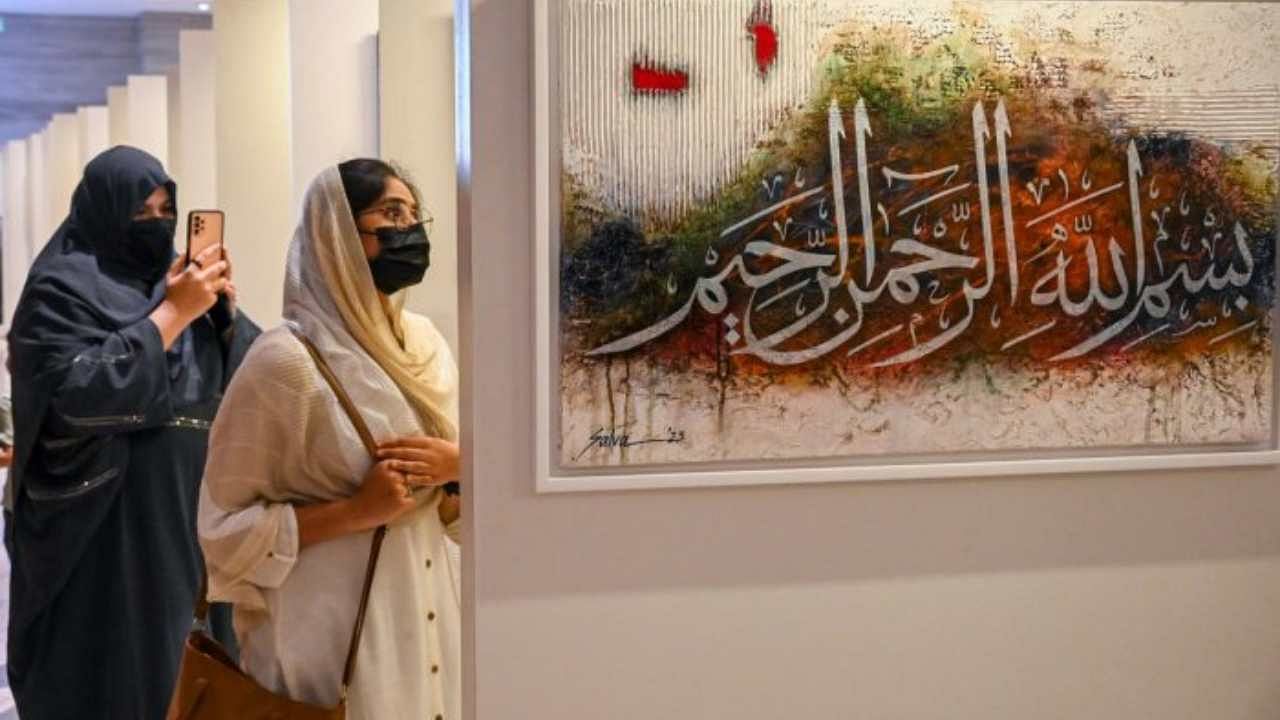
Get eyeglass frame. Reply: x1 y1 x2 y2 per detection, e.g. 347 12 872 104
357 200 434 233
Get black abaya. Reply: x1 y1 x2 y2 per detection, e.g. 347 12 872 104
7 146 260 719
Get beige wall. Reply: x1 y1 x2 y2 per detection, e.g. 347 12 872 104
212 0 453 332
178 30 217 215
45 113 79 227
77 105 110 167
26 131 49 253
214 0 292 325
287 0 380 208
126 75 169 168
3 140 29 327
380 0 459 354
165 67 182 186
107 85 128 148
459 2 1280 719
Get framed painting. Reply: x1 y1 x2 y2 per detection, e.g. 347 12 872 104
534 0 1280 491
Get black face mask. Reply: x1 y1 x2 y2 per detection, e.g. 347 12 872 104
366 223 430 294
124 217 177 277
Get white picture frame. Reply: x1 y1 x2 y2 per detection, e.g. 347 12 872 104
532 0 1280 493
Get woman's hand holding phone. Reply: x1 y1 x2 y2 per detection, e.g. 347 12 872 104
148 245 228 349
168 245 228 321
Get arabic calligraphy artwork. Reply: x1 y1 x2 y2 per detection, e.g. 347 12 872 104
545 0 1280 477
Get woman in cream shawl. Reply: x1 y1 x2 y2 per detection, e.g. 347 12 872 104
198 160 461 719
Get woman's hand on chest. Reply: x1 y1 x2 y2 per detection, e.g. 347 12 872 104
375 435 460 486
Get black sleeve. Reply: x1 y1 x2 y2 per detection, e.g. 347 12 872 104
44 317 175 436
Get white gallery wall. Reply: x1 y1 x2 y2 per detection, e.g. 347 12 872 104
288 0 379 209
126 75 169 167
26 131 48 255
214 0 293 325
77 105 110 167
459 2 1280 719
210 0 427 329
3 141 29 326
178 30 217 214
107 85 129 148
381 0 459 354
45 113 79 227
166 67 182 187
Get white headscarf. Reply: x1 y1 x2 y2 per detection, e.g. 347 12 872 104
284 166 457 442
200 167 458 617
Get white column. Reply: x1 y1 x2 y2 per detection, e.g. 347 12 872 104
380 0 458 353
3 141 29 327
46 113 81 228
215 0 293 325
179 29 218 214
77 105 111 167
288 0 379 209
26 131 48 255
107 85 129 148
127 75 170 167
166 66 183 187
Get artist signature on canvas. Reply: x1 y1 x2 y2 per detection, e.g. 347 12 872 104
575 426 687 461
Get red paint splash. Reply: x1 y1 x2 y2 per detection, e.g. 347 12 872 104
749 24 778 75
631 62 689 95
747 0 778 75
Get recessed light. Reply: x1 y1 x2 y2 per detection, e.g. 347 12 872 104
196 2 211 11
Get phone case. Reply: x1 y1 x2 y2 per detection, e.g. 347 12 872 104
186 210 225 264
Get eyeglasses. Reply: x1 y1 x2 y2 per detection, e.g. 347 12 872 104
359 201 434 233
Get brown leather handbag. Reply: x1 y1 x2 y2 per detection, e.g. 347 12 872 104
167 328 387 719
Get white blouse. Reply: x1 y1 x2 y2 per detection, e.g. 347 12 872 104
198 328 462 720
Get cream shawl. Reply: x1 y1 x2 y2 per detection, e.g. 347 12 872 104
199 165 459 616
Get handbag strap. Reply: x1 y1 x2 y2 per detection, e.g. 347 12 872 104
288 326 387 699
192 327 389 699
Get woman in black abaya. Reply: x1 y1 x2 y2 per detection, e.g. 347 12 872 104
6 146 259 719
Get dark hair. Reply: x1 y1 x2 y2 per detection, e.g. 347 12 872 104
337 158 422 217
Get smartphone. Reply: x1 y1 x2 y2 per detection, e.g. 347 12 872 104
186 210 225 266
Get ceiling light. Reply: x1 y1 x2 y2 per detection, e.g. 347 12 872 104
196 2 211 11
